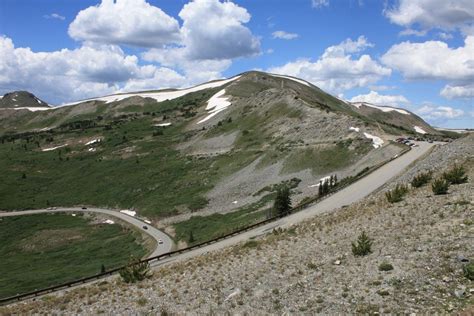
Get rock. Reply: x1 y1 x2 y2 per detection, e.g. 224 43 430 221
442 276 450 283
456 255 469 263
224 288 241 302
454 286 466 298
334 260 341 265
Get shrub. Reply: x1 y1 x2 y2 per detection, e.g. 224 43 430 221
352 231 373 256
463 263 474 280
119 257 151 283
385 184 409 203
443 165 468 184
410 171 432 188
432 178 449 195
378 262 394 271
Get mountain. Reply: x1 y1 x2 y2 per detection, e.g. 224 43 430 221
0 91 50 110
0 71 454 245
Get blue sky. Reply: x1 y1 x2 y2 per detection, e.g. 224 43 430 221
0 0 472 128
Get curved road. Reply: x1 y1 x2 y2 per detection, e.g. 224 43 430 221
0 207 173 258
154 141 437 266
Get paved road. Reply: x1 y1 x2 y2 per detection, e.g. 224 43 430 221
0 207 173 258
153 141 437 266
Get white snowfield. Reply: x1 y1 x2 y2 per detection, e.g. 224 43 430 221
42 144 67 151
197 89 232 124
364 132 384 148
349 126 360 132
62 76 242 106
414 126 427 134
271 73 311 87
351 102 409 115
309 175 332 188
120 210 136 217
11 107 50 112
154 122 172 127
85 138 101 146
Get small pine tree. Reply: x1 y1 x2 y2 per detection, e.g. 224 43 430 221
189 231 195 244
411 171 432 188
322 180 329 194
432 178 449 195
119 257 151 283
21 173 26 179
101 264 106 273
274 186 291 217
443 165 468 185
318 181 323 196
330 175 334 187
352 231 373 256
333 174 338 186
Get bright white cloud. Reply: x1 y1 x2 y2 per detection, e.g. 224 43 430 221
272 31 299 40
382 36 474 100
0 36 185 104
350 91 409 106
385 0 474 35
268 36 391 94
416 104 464 119
312 0 329 9
69 0 181 47
440 83 474 99
44 13 65 20
178 0 260 60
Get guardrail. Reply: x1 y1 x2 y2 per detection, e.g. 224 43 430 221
0 144 412 306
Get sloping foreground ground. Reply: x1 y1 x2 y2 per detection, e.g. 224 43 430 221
2 135 473 314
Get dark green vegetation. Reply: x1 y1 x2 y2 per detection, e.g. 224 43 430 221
443 165 468 184
0 213 146 298
463 263 474 280
352 231 373 256
385 184 409 203
273 186 292 217
411 171 432 188
432 178 449 195
119 257 151 283
378 261 394 271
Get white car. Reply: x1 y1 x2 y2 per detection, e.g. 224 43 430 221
158 239 163 244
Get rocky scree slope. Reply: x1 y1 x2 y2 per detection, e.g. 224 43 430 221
3 134 473 315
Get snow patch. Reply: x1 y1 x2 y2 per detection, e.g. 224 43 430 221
154 122 171 127
349 127 360 132
104 219 115 225
71 213 76 217
85 138 101 146
351 102 409 115
363 132 384 148
414 126 427 134
42 144 67 151
197 89 232 124
120 210 136 217
36 98 42 104
271 74 311 87
309 175 331 188
232 200 238 204
12 107 50 112
62 76 241 106
88 148 96 152
12 98 17 101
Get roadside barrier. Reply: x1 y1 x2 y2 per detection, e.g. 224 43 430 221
0 144 413 306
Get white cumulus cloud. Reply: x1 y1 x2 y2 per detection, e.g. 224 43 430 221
268 36 391 94
350 91 409 106
0 36 185 104
416 104 464 119
272 31 299 40
68 0 181 47
178 0 260 60
385 0 474 35
382 36 474 100
44 13 65 20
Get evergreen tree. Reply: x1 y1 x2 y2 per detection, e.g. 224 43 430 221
189 231 195 244
323 180 329 194
101 264 106 273
318 181 323 196
352 231 373 256
330 175 334 187
334 174 338 186
274 186 291 217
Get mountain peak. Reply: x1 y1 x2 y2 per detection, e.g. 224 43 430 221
0 91 50 109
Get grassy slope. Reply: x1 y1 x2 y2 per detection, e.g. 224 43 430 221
0 213 146 298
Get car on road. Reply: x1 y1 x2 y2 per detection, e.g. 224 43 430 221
142 225 148 230
81 207 87 209
158 239 163 244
